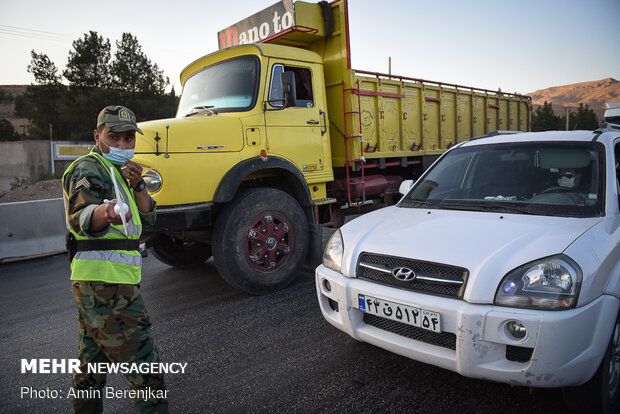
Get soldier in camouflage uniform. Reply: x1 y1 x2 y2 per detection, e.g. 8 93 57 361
62 105 168 413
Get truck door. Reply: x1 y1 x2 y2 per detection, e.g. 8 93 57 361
264 61 329 177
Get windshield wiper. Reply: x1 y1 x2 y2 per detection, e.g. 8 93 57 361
400 199 440 209
185 105 217 117
440 199 537 215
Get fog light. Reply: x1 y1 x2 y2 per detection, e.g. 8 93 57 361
506 320 527 340
323 279 332 292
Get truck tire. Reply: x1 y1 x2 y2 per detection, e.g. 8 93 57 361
562 309 620 414
150 234 212 268
212 188 309 295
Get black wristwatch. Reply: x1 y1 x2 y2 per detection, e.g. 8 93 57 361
133 179 146 192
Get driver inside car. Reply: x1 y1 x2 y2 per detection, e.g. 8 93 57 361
557 168 583 189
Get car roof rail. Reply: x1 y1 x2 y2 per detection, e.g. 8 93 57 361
592 122 620 142
470 130 524 141
594 122 620 134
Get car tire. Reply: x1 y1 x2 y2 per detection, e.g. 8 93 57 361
562 309 620 414
212 188 309 295
149 234 212 268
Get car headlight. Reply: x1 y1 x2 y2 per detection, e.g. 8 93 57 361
495 255 582 310
142 169 162 193
323 229 344 272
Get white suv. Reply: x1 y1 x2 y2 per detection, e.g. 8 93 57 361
316 126 620 413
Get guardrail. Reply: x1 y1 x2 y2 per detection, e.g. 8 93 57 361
0 198 66 263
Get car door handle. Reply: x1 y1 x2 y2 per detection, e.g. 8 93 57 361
307 120 320 125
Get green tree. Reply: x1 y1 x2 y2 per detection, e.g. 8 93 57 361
572 103 598 130
532 101 562 131
0 89 12 103
27 50 62 85
64 31 112 88
19 51 68 139
111 33 169 99
0 119 19 141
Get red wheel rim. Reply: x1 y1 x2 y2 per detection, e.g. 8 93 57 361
244 212 294 272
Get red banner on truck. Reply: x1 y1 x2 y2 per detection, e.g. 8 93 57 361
218 0 293 49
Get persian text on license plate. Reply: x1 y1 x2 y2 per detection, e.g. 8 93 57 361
358 294 441 333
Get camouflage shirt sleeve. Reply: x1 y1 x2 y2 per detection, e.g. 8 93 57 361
138 196 157 227
63 155 115 238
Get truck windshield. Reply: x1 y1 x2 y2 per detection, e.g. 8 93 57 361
400 141 605 217
176 57 259 117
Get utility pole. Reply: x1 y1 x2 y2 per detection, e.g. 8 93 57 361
49 123 55 175
566 106 570 131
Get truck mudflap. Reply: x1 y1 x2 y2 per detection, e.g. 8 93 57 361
146 202 213 233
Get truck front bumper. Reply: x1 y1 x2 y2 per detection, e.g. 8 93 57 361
315 264 619 388
146 202 212 232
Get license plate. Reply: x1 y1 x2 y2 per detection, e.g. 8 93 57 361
358 294 441 333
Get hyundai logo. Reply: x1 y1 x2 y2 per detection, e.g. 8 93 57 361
392 267 416 282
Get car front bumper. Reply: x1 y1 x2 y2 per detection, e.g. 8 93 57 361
315 264 619 388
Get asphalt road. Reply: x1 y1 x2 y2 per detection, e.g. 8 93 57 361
0 252 569 414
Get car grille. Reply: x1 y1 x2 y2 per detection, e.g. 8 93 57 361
357 253 469 298
363 313 456 350
506 345 534 363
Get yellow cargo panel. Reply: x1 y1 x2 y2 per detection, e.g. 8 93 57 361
440 91 456 149
456 93 471 143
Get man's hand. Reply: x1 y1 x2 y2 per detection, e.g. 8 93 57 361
103 199 132 225
90 199 133 232
121 160 143 188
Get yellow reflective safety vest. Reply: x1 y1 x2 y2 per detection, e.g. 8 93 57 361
62 152 143 284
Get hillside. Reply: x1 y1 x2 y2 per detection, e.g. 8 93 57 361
527 78 619 119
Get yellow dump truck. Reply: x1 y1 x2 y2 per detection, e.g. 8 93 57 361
134 0 531 294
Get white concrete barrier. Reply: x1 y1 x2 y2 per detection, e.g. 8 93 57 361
0 198 66 263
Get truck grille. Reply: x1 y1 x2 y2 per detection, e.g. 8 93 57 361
357 253 469 298
363 313 456 350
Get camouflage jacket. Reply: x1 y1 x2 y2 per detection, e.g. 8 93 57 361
62 147 156 237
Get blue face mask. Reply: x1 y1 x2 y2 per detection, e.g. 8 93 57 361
100 138 134 165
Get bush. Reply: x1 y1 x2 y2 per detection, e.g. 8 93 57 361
10 177 28 190
38 172 63 181
0 118 19 141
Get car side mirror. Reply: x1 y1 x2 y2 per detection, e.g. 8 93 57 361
399 180 414 195
281 71 297 108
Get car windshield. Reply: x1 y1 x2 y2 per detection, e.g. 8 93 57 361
400 141 605 217
176 56 259 117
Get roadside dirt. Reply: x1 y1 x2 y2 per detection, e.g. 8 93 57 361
0 179 62 203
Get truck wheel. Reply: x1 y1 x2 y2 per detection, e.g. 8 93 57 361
150 234 212 268
562 310 620 414
212 188 309 295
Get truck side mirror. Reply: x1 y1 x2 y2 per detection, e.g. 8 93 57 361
281 71 297 108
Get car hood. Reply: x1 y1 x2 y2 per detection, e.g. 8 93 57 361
340 206 602 303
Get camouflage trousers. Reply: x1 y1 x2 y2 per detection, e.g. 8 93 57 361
71 281 168 414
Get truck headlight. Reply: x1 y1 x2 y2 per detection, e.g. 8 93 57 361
323 229 344 272
495 255 582 310
142 169 162 193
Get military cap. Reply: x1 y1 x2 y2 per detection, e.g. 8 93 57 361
97 105 143 135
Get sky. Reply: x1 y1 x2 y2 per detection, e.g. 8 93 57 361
1 0 619 96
